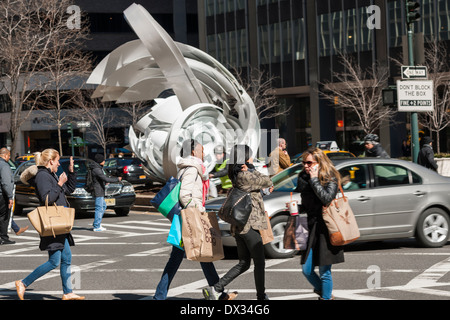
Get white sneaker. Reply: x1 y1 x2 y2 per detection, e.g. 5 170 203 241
202 286 220 300
93 226 107 232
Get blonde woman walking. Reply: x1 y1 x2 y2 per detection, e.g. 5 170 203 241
15 149 84 300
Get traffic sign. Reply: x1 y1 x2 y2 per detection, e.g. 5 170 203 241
397 80 434 112
401 66 427 79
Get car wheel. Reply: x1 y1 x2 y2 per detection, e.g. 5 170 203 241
415 208 450 248
264 215 298 259
114 208 130 216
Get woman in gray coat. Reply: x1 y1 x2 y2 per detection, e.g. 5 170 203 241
295 147 344 300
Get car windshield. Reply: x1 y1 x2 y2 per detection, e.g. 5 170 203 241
58 159 88 179
272 164 303 192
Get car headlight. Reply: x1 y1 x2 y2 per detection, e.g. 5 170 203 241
121 185 135 194
72 187 91 197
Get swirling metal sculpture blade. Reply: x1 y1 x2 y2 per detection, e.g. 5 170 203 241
87 4 260 182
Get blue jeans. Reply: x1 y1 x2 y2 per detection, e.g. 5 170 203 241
22 238 73 294
153 246 219 300
94 197 106 229
302 249 333 300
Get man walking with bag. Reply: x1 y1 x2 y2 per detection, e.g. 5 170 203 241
0 148 15 245
89 154 121 232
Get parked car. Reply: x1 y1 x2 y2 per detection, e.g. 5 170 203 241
13 157 136 216
103 157 153 185
205 158 450 258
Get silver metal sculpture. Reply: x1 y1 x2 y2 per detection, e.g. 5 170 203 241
87 3 260 181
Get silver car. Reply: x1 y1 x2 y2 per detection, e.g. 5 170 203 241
205 158 450 258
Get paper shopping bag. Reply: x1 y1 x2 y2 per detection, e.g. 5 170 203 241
181 207 224 262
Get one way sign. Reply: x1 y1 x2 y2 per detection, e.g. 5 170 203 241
401 66 428 80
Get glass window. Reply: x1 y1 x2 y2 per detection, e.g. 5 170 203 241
293 18 305 60
373 164 410 187
272 164 304 192
339 164 368 190
318 13 331 56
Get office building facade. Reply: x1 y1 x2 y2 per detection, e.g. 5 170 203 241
197 0 450 157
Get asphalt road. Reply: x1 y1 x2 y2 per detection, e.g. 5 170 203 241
1 209 450 301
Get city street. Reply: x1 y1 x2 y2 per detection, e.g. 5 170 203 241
1 209 450 301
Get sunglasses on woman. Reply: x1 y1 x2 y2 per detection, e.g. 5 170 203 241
302 161 317 166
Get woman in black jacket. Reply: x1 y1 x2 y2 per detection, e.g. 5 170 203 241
295 147 344 300
16 149 84 300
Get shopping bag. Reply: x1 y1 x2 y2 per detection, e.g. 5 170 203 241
27 196 75 238
259 212 274 245
283 214 309 250
150 176 182 222
167 213 184 250
181 207 224 262
322 185 360 246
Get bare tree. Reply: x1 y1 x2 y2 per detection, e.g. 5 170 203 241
117 100 153 129
0 0 84 155
231 67 292 121
320 52 395 135
74 91 119 158
418 40 450 153
37 6 92 155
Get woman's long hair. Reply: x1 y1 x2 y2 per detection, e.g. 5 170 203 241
302 147 341 186
227 144 252 184
34 149 59 167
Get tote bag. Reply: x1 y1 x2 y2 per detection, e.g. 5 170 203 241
150 176 183 222
27 196 75 238
322 184 360 246
181 207 224 262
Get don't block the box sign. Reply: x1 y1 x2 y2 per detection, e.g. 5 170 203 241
397 80 434 112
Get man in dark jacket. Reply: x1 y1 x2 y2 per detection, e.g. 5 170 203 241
418 136 438 171
0 148 15 245
364 134 390 158
90 154 121 231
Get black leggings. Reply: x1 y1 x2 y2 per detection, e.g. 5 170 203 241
214 228 266 299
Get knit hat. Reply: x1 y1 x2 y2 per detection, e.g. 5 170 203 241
422 136 433 145
94 153 105 164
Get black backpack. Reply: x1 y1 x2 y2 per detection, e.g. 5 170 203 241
85 167 94 193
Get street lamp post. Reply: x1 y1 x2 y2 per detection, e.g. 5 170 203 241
406 0 421 163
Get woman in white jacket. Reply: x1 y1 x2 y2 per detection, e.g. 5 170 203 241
153 140 236 300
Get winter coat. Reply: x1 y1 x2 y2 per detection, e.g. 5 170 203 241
295 171 344 266
268 148 291 176
177 156 208 212
231 170 272 235
21 165 77 251
0 158 14 201
89 162 120 197
417 144 438 171
365 144 389 158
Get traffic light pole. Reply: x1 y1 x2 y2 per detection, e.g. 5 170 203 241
407 24 420 163
406 1 420 163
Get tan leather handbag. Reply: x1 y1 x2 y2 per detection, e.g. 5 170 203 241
322 184 360 246
27 196 75 238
